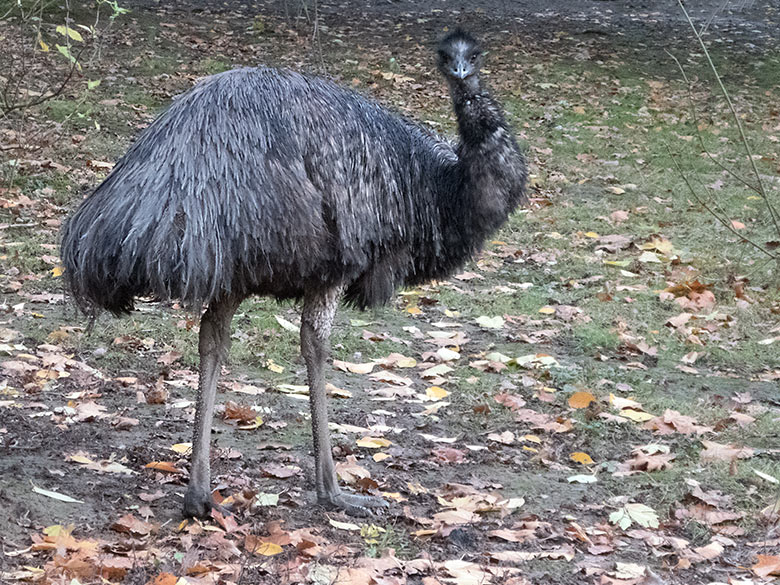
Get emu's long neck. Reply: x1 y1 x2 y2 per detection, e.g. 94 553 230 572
448 78 527 235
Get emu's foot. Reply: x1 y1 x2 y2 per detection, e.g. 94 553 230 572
183 486 231 519
320 492 390 517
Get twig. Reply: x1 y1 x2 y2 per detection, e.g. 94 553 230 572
677 0 780 235
311 0 325 72
665 142 776 260
665 49 761 194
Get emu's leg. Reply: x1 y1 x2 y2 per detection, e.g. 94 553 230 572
183 296 242 518
301 287 389 516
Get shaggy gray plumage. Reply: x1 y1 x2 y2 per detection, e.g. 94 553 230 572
61 29 528 518
62 54 526 312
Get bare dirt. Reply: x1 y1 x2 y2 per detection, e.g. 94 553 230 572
1 0 779 584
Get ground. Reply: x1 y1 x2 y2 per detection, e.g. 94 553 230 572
1 0 779 584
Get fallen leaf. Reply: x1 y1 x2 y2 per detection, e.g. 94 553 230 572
568 391 596 409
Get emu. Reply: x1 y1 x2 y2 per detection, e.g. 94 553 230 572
61 29 528 518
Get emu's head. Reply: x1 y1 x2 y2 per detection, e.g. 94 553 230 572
437 29 482 87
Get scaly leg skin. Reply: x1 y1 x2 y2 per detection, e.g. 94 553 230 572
183 296 242 518
301 287 389 517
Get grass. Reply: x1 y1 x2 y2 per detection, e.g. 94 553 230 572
1 12 778 577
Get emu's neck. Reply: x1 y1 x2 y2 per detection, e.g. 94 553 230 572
447 77 527 227
449 79 505 148
405 77 527 285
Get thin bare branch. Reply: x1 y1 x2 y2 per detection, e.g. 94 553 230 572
665 49 761 194
677 0 780 235
666 142 776 260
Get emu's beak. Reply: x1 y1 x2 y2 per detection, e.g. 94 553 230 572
451 58 471 79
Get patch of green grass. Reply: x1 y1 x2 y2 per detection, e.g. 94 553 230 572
122 87 167 109
570 321 620 354
363 524 416 559
45 98 96 128
134 54 180 77
198 58 232 76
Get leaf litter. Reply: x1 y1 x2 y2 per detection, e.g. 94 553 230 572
1 3 779 585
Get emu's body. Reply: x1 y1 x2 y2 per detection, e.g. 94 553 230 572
61 30 527 517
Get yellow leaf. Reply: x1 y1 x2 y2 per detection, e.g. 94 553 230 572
568 391 596 409
425 386 450 400
573 105 585 114
250 542 283 556
584 231 600 239
39 38 50 52
238 415 264 430
620 409 654 422
522 434 542 444
266 360 284 373
407 306 422 315
56 25 84 42
67 454 92 465
329 518 361 531
608 186 626 195
373 452 391 462
570 452 594 465
356 437 392 449
170 443 192 454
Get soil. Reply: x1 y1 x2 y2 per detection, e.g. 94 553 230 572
1 1 779 584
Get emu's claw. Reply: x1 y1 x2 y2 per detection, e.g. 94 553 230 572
321 493 390 517
183 487 232 519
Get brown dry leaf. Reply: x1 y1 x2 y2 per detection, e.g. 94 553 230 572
687 482 732 508
99 556 134 581
568 391 596 409
336 456 371 484
644 409 713 435
488 528 537 543
223 401 257 424
494 392 526 410
373 352 417 368
369 370 413 386
262 464 301 479
488 431 515 445
692 540 724 560
333 359 375 374
699 440 755 463
514 407 573 433
145 573 178 585
433 508 478 526
684 503 744 526
666 312 693 329
157 351 182 366
431 446 466 464
245 536 283 556
676 289 716 312
753 555 780 578
624 451 675 472
73 400 109 422
110 513 154 537
144 461 182 474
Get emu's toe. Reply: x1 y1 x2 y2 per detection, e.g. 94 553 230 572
321 492 390 517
